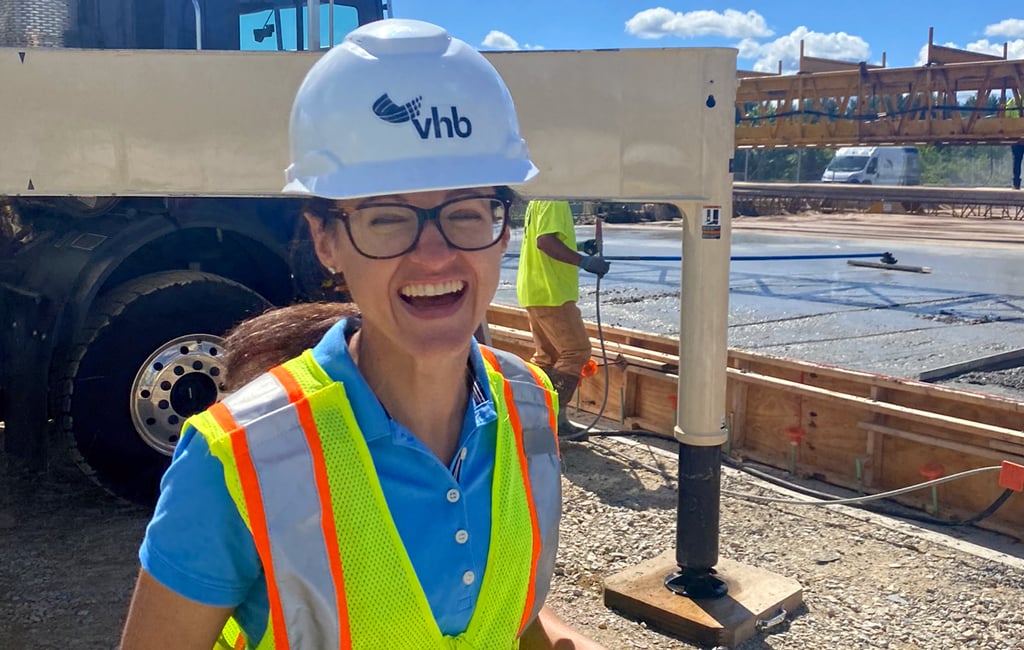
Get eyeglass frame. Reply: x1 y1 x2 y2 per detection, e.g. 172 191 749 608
324 190 515 260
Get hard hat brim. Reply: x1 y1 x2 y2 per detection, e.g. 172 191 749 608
283 156 539 200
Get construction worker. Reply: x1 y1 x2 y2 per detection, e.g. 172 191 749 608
119 19 606 650
516 200 610 441
1007 95 1024 190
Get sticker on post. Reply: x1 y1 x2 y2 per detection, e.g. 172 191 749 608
701 205 722 239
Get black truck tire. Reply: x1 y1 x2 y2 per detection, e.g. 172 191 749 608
56 271 270 504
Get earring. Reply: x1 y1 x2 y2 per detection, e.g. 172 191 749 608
327 266 337 275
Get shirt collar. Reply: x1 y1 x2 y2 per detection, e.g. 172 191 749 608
311 317 494 443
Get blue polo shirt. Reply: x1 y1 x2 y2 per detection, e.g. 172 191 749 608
140 318 498 641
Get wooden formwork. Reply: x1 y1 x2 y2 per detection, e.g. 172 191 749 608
486 304 1024 540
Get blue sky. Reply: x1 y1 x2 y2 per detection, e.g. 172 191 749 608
391 1 1024 73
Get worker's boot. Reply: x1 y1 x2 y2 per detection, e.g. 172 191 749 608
541 368 589 442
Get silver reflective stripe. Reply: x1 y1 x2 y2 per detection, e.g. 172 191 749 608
221 373 292 424
523 451 560 624
222 373 341 650
485 348 562 625
485 349 558 457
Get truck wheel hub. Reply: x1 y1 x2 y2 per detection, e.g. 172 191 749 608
130 334 227 455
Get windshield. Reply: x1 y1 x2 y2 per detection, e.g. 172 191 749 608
827 155 870 172
65 0 383 50
154 0 384 51
239 1 362 50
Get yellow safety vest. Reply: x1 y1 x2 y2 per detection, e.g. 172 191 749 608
186 346 560 649
1008 97 1021 119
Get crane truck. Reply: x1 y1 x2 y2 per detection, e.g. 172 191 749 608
0 0 736 511
0 0 387 503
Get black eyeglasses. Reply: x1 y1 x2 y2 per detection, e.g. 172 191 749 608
330 194 512 259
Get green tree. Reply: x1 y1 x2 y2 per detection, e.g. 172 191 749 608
737 145 1012 186
918 145 1010 186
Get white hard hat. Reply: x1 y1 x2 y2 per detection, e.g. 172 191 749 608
283 19 538 199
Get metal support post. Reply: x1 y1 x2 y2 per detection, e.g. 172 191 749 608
665 84 734 599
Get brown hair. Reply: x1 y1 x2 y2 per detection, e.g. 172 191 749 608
222 301 358 390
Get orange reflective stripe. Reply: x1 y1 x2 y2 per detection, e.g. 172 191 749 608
210 401 291 650
491 371 543 635
269 366 352 650
505 381 543 634
234 634 246 650
267 365 304 403
523 363 559 459
478 346 499 375
208 401 239 437
478 348 543 632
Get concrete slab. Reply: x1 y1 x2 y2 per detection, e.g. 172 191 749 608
496 215 1024 389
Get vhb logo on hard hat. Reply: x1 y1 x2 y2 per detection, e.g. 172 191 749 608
372 94 473 139
282 18 537 200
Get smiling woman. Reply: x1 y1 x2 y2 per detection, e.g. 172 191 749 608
118 17 607 650
303 187 512 367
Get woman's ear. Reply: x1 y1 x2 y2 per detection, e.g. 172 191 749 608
304 213 341 274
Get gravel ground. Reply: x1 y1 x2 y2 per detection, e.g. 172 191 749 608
944 366 1024 402
2 428 1023 650
553 435 1024 650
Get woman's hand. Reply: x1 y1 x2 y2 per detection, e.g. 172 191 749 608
520 604 610 650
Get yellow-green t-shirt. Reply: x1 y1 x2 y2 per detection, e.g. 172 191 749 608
1008 97 1021 119
516 200 579 307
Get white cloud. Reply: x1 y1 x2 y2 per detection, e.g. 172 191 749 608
966 38 1024 59
914 44 927 67
914 38 1024 65
480 30 543 51
482 30 519 50
965 39 1003 55
985 19 1024 38
739 26 870 74
625 7 773 40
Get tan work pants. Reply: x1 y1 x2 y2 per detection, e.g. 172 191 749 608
524 302 592 376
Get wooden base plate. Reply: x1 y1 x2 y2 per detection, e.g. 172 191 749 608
604 550 804 648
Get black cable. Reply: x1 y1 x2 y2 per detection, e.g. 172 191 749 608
585 428 1016 527
579 277 610 433
720 455 1016 527
953 489 1014 526
587 429 677 442
578 222 611 435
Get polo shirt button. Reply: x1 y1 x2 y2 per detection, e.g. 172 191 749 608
446 489 461 503
455 529 469 544
462 570 475 586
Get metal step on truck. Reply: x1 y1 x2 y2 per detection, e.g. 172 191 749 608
0 0 388 504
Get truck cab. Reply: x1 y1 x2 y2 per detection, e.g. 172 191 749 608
0 0 385 504
4 0 384 51
821 146 921 185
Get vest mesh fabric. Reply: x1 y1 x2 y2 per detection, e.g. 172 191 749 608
301 381 441 647
189 347 546 649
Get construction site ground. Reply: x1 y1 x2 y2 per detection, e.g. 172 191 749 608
726 210 1024 402
3 209 1024 649
732 210 1024 248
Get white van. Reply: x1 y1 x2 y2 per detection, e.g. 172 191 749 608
821 146 921 185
